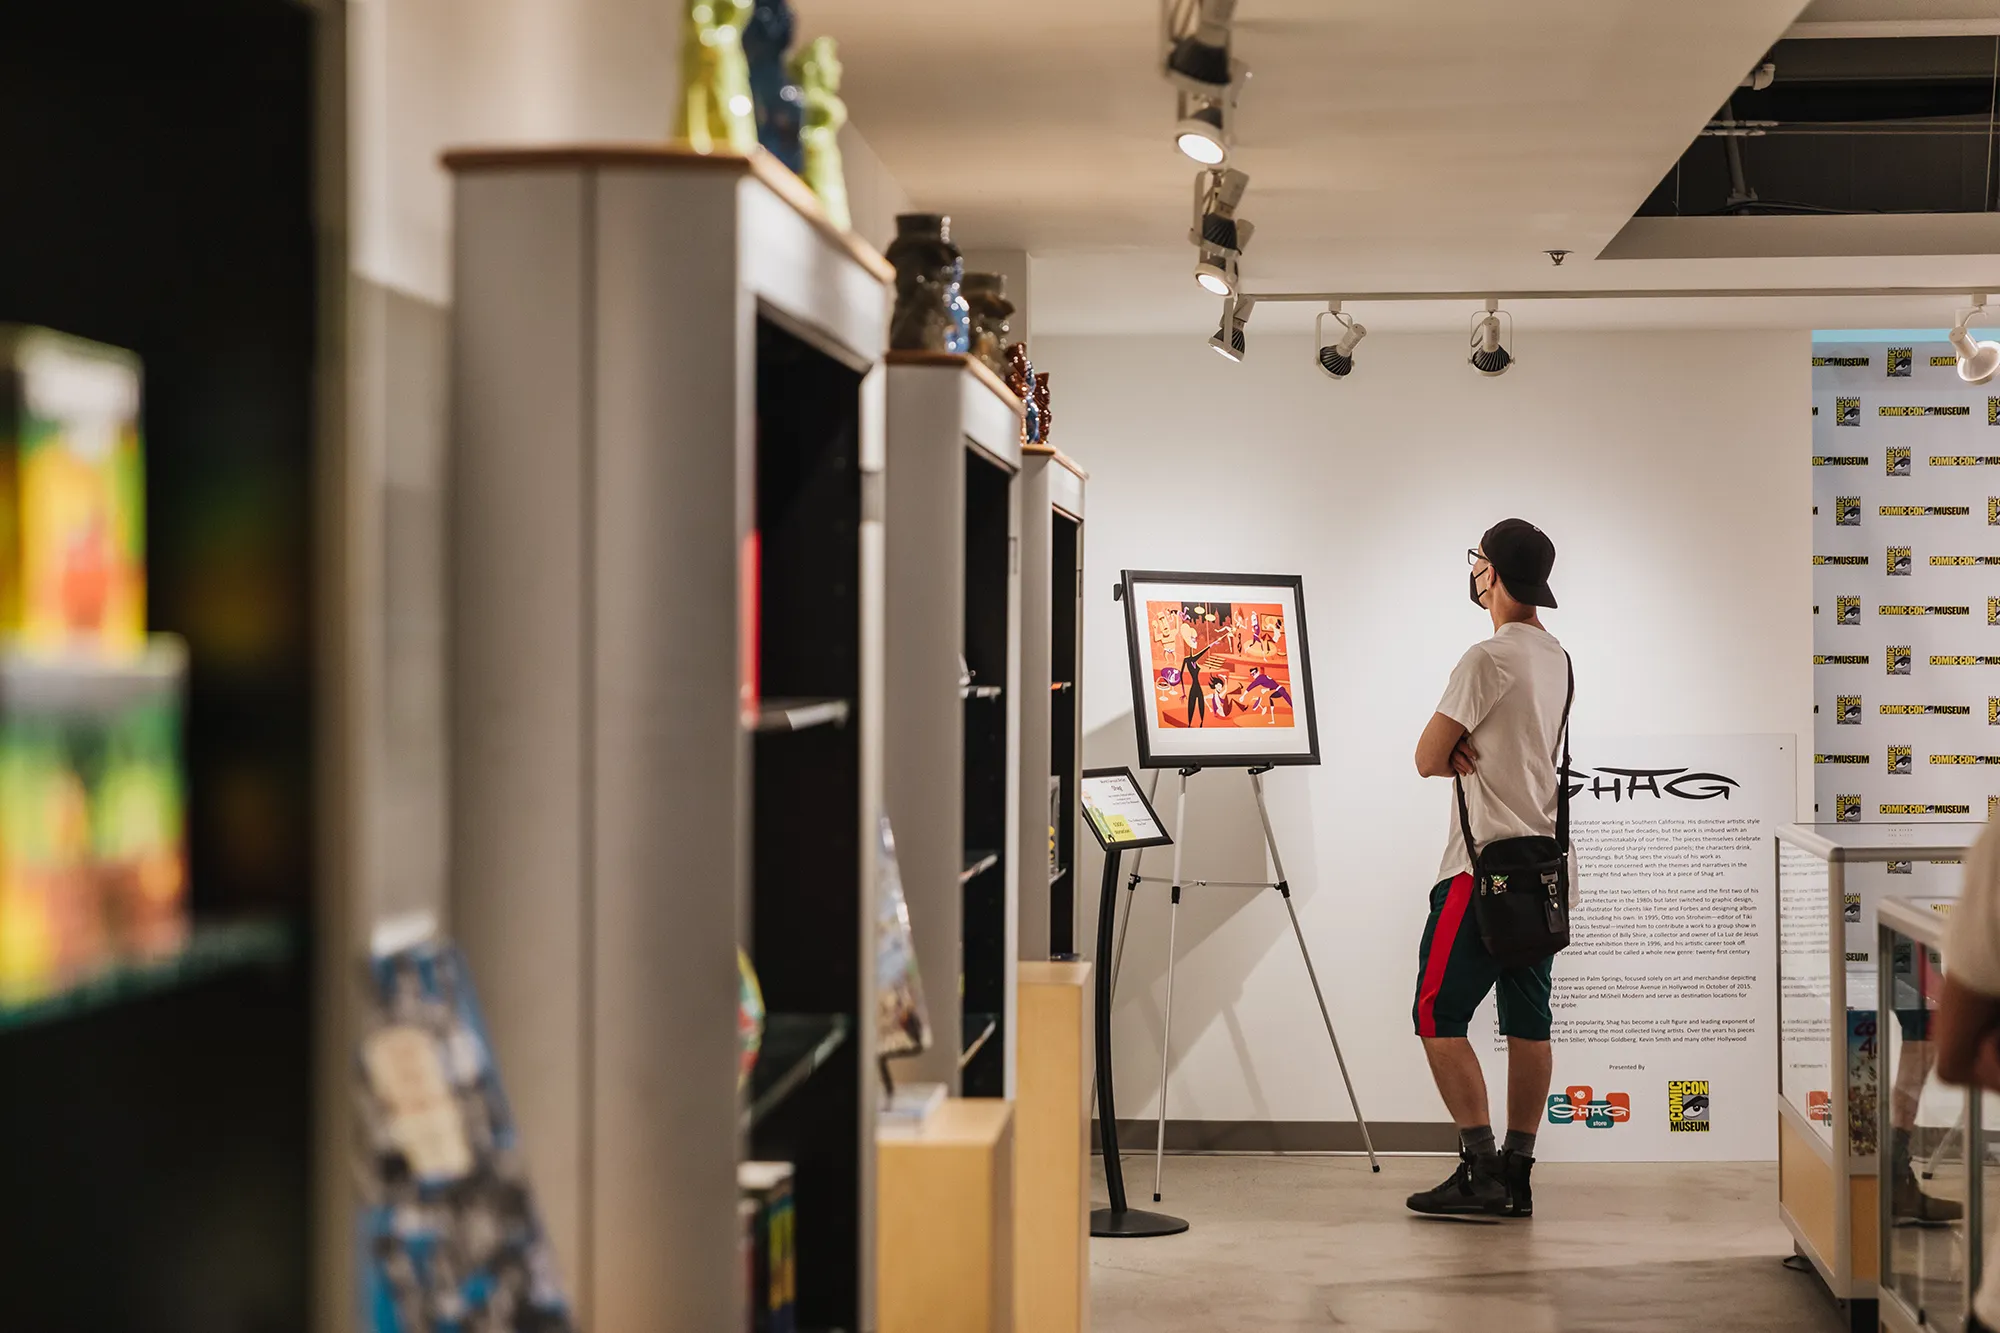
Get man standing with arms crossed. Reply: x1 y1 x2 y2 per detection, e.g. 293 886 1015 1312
1406 520 1572 1219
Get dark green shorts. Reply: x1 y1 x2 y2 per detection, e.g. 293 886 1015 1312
1412 874 1554 1041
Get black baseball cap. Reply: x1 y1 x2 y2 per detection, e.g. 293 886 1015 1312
1480 518 1558 609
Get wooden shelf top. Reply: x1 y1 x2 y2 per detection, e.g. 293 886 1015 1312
883 349 1026 418
1023 442 1090 480
879 1096 1013 1149
1019 960 1091 989
440 141 893 284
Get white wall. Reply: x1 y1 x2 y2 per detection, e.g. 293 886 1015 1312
1036 329 1813 1126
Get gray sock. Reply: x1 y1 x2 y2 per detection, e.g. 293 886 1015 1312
1460 1125 1497 1159
1503 1129 1537 1158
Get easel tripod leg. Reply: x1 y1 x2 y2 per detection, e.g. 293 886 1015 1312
1250 771 1380 1173
1153 770 1191 1203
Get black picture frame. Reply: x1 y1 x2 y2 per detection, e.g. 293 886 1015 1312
1079 766 1175 851
1118 569 1322 770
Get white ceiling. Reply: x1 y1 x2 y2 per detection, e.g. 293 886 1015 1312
806 0 2000 333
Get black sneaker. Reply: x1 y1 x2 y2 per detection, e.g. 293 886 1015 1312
1405 1152 1508 1217
1501 1149 1534 1218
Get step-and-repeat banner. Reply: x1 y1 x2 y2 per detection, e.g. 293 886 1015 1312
1813 339 2000 826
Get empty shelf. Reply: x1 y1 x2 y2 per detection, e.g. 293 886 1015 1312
742 1012 851 1130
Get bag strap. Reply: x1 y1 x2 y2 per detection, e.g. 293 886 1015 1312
1453 649 1576 867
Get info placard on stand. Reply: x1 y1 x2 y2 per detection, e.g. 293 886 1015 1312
1080 766 1188 1238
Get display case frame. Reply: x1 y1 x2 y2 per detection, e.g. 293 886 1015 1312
1017 444 1086 961
1877 895 1974 1333
1776 822 1982 1326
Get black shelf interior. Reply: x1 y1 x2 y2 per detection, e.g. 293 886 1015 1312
1049 510 1082 957
749 317 866 1330
961 451 1012 1098
0 917 295 1034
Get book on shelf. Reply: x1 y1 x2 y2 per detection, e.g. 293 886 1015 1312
738 1160 796 1333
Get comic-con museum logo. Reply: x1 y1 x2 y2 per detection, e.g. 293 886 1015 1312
1561 765 1739 802
1993 596 2000 625
1939 356 1967 368
1888 347 1914 377
1837 695 1862 724
1816 654 1869 665
1883 803 1974 815
1887 447 1913 475
1990 696 2000 724
1837 795 1862 823
1991 497 2000 525
1666 1081 1712 1132
1934 456 2000 466
1935 754 2000 765
1547 1085 1629 1129
1888 547 1913 576
1880 605 1970 616
1815 753 1868 766
1889 746 1913 774
1835 496 1862 526
1883 405 1973 418
1934 655 2000 666
1889 645 1913 675
1814 555 1869 566
1933 555 2000 565
1837 596 1861 624
1837 397 1861 427
1882 703 1971 716
1881 505 1971 517
1815 356 1870 367
1814 454 1868 466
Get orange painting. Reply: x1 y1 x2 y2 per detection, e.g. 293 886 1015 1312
1145 599 1296 731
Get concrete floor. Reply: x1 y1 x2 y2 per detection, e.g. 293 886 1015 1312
1090 1156 1847 1333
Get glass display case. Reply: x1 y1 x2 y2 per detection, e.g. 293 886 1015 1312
1776 822 1979 1320
1877 896 1972 1333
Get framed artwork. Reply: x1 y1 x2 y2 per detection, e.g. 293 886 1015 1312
1118 569 1320 769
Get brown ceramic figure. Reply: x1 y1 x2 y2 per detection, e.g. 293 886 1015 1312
1033 372 1052 445
962 272 1014 378
1006 343 1042 445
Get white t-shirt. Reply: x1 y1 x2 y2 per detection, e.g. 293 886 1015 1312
1434 621 1574 892
1944 819 2000 1328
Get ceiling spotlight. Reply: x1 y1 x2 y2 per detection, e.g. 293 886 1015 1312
1164 0 1238 96
1210 295 1253 362
1189 168 1252 294
1314 304 1366 379
1470 300 1514 377
1176 97 1229 165
1952 297 2000 385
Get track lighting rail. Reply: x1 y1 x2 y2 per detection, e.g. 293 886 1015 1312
1239 284 2000 304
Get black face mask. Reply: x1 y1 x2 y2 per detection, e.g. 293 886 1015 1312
1470 568 1488 608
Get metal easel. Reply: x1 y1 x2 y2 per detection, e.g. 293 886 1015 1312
1106 763 1379 1201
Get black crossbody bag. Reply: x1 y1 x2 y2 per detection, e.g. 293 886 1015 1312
1454 654 1574 967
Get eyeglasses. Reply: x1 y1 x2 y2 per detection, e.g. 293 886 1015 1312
1466 548 1487 567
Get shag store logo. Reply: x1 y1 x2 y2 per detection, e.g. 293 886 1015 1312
1933 457 2000 466
1883 405 1973 417
1837 596 1861 625
1881 505 1971 516
1889 745 1913 774
1882 704 1971 716
1837 795 1862 822
1814 555 1869 566
1816 654 1869 665
1835 496 1861 526
1880 605 1969 616
1814 455 1868 466
1838 695 1862 724
1887 447 1913 475
1888 347 1914 377
1815 753 1869 765
1935 754 2000 765
1932 555 2000 565
1889 645 1913 675
1808 1090 1832 1122
1667 1081 1711 1133
1547 1085 1629 1129
1883 803 1974 815
1933 655 2000 666
1815 355 1869 367
1888 547 1913 576
1838 397 1861 427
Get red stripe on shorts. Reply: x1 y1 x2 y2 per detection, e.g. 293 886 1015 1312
1416 873 1475 1038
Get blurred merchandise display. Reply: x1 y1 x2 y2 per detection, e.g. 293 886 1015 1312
738 1160 797 1333
0 329 189 1015
744 0 805 174
676 0 759 155
0 327 146 657
739 945 766 1089
794 36 851 229
358 931 576 1332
